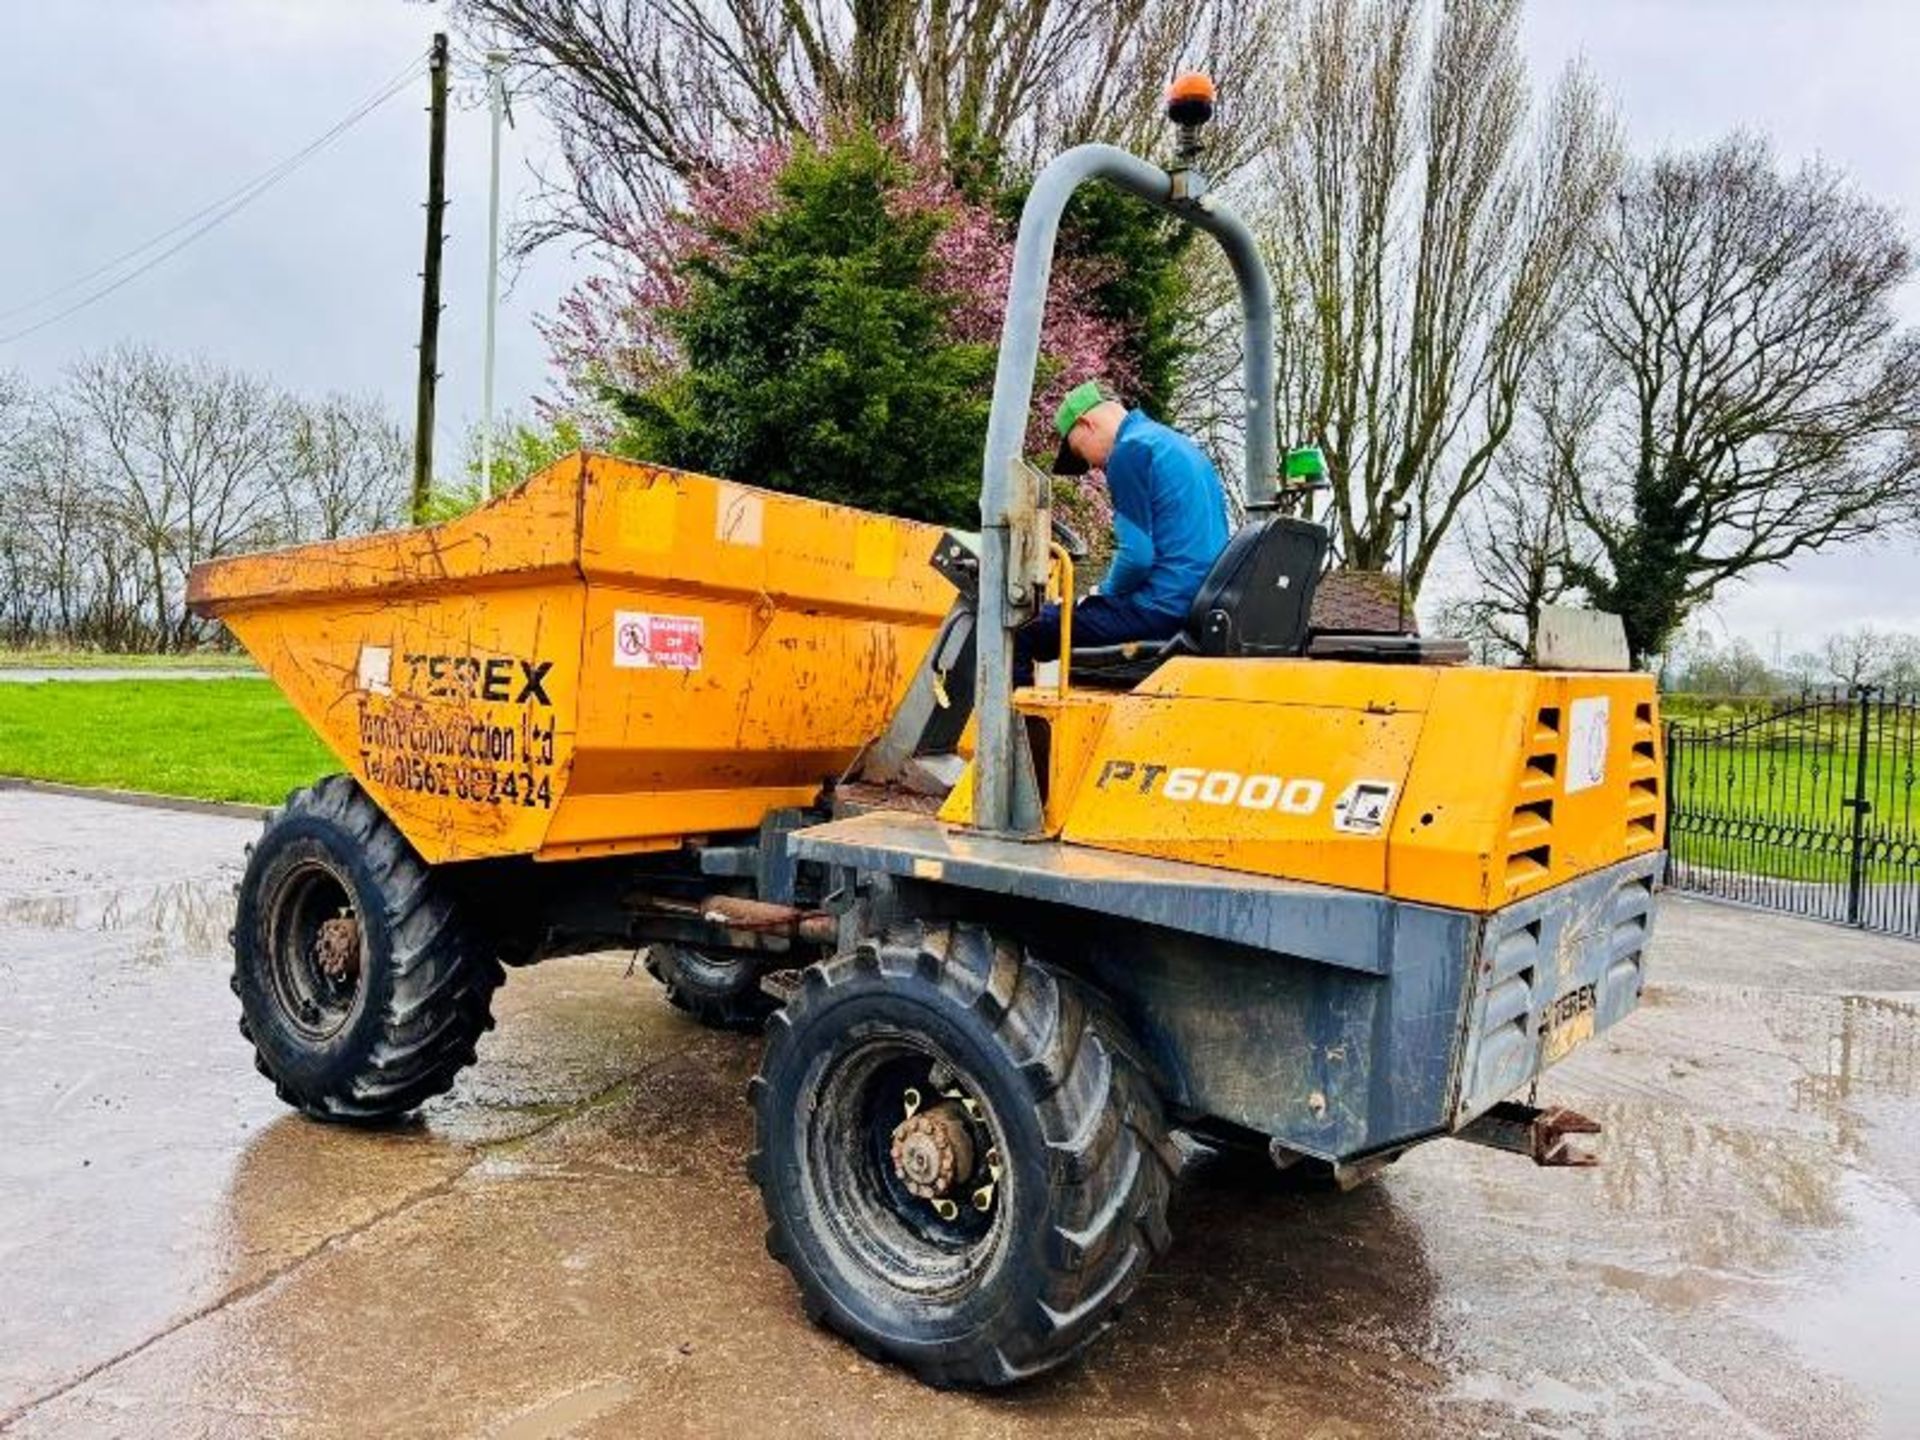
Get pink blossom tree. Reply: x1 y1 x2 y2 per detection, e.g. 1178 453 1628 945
542 130 1132 533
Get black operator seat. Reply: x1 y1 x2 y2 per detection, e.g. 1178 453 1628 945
1068 515 1330 687
1305 631 1470 664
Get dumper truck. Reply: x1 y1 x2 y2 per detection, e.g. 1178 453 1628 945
188 80 1663 1387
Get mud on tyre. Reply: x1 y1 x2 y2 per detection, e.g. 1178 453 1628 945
231 773 503 1122
748 923 1174 1387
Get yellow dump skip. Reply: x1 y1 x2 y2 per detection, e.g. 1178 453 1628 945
188 454 954 864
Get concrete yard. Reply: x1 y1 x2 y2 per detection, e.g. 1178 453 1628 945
1 789 1915 1437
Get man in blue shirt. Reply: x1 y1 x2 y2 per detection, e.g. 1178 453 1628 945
1015 380 1230 676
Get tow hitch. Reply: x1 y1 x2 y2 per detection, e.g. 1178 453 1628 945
1456 1102 1603 1167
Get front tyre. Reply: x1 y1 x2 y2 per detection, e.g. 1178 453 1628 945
232 774 503 1122
749 924 1173 1387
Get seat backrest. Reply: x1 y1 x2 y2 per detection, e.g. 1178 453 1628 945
1188 515 1330 657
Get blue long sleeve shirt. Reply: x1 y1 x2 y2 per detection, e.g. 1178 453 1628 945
1100 410 1230 620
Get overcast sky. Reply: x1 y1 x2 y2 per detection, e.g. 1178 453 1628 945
1 0 1914 657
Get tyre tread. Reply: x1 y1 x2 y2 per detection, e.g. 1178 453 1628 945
231 775 502 1123
643 944 777 1031
751 922 1173 1388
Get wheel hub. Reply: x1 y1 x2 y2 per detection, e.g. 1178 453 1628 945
314 914 360 984
890 1101 975 1199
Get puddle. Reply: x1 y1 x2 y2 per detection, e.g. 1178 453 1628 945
1753 1170 1920 1436
0 876 236 960
1785 993 1920 1104
490 1379 638 1439
1446 1369 1607 1429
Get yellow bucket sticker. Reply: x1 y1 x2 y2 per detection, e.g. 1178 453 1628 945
854 517 897 579
620 478 678 553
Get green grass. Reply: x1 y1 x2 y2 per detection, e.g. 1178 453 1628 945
1669 733 1918 883
0 647 258 671
1671 739 1914 819
0 678 333 804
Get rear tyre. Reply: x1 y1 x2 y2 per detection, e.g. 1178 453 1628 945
644 945 777 1031
749 924 1174 1387
231 774 503 1122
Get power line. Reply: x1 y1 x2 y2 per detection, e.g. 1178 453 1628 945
0 51 431 347
0 52 428 328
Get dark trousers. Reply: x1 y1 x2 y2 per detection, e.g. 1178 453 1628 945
1014 593 1183 681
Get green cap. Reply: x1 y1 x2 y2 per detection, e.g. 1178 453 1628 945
1052 380 1109 475
1054 380 1107 439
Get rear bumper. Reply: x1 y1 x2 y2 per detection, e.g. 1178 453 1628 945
1451 850 1664 1127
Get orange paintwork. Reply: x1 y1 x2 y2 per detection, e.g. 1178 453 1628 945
189 454 954 864
192 448 1661 911
940 658 1664 914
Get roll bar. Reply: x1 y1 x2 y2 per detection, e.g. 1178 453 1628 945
972 144 1278 834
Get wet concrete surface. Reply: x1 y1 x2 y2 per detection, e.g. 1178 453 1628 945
2 788 1916 1438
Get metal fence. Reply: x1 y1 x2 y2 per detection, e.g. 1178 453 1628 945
1664 689 1920 937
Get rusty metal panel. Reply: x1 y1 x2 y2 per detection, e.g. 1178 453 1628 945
222 579 586 863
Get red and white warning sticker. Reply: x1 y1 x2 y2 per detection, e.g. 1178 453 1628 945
613 610 704 671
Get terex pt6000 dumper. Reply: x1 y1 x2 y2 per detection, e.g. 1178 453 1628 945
189 82 1663 1387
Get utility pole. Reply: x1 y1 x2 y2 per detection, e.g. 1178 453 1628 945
411 32 449 524
480 46 506 497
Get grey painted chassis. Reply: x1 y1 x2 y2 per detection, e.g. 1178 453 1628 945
794 813 1663 1163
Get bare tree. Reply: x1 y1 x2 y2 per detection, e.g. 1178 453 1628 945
0 359 418 652
1884 635 1920 694
1255 0 1623 593
5 406 94 641
282 394 411 542
1452 466 1583 663
0 371 27 455
1781 649 1825 693
447 0 1283 250
1451 335 1609 659
1565 136 1920 663
1665 628 1778 697
0 374 39 642
66 347 289 649
0 389 156 648
1822 625 1903 691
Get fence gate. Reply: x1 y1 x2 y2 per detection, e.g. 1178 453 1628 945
1664 690 1920 938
